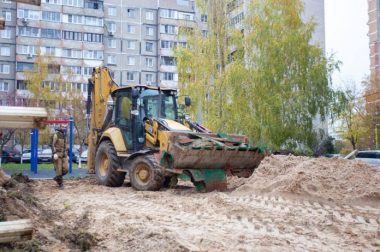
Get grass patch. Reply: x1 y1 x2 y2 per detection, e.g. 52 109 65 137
1 162 85 171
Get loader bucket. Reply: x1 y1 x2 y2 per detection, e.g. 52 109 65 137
162 132 266 191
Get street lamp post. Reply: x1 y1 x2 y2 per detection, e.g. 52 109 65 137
376 124 380 149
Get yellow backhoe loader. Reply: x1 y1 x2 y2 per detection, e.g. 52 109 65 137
87 67 266 191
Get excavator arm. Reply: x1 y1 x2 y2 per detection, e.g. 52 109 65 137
86 67 119 173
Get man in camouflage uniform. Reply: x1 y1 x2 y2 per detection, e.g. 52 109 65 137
52 124 68 189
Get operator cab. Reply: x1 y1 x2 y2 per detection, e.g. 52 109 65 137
112 86 178 153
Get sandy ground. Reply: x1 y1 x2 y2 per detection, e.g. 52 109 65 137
1 155 380 251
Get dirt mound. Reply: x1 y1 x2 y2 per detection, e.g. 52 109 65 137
0 169 10 187
235 155 380 205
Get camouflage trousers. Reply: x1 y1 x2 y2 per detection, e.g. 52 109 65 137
54 153 68 185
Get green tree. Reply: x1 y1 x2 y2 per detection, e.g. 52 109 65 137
176 0 337 151
334 87 372 150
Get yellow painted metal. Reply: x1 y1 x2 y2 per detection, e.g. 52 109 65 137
100 127 128 153
161 119 191 131
87 67 120 173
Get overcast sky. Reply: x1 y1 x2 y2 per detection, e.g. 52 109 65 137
325 0 369 90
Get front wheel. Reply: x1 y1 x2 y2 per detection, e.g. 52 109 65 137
95 140 125 187
129 155 164 191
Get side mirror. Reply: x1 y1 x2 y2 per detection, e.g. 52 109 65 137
185 96 191 107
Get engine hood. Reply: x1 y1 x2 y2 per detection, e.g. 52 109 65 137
160 119 192 131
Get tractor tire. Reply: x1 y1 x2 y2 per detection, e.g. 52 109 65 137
95 140 125 187
129 155 164 191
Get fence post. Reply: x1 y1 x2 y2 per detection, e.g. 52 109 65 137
69 116 73 174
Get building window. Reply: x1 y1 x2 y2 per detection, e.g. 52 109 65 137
83 67 93 75
1 28 11 39
108 55 116 65
62 0 83 7
178 41 187 48
161 40 176 49
67 14 83 24
16 62 33 72
108 7 116 16
108 39 116 48
127 25 135 33
83 32 103 43
127 40 136 49
2 0 12 3
41 28 61 39
85 16 103 26
145 42 153 52
85 0 103 10
126 72 134 81
160 25 177 34
161 72 174 81
62 49 82 58
107 22 116 33
42 11 61 22
0 47 10 56
146 11 153 20
48 64 60 74
0 81 9 91
83 50 103 60
17 9 40 20
0 64 10 74
160 9 177 19
17 45 36 55
63 30 82 41
146 73 153 83
146 26 154 36
179 13 193 20
146 58 153 68
62 65 81 75
161 56 176 66
127 8 136 18
202 30 208 38
42 0 61 5
127 56 135 65
17 80 27 90
43 46 56 56
201 14 208 22
82 83 88 92
3 11 11 21
18 27 39 37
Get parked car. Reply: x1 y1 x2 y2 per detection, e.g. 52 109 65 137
74 150 88 163
20 149 31 163
1 150 14 163
355 150 380 167
3 146 21 163
38 148 52 163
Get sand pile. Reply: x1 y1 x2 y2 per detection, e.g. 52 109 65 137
236 155 380 205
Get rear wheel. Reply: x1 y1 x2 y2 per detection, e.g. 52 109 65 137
95 140 125 187
129 155 164 191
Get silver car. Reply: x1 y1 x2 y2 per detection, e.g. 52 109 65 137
355 150 380 167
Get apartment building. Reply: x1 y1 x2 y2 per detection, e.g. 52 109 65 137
0 0 325 106
368 0 380 115
0 0 104 106
103 0 195 88
0 0 16 105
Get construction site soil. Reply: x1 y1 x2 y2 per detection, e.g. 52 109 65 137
0 155 379 251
